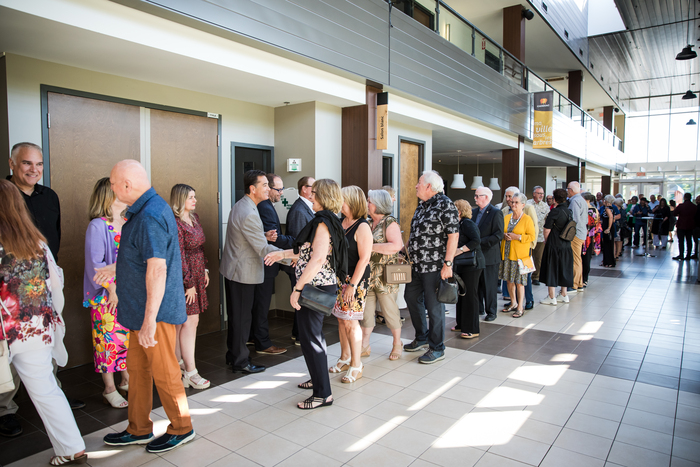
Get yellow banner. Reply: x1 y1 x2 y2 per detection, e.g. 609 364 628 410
533 91 553 149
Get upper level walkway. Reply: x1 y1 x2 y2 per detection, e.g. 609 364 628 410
3 245 699 467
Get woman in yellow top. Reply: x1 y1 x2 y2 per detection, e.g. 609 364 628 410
499 193 536 318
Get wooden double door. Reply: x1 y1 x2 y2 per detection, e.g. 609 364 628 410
46 92 221 367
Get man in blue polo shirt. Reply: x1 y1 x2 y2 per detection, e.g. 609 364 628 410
98 160 194 453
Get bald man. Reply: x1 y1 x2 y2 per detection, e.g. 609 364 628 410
99 160 195 453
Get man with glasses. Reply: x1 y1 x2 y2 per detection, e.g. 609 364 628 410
284 176 315 344
221 170 282 374
567 182 588 293
527 186 549 285
473 187 504 321
248 173 294 356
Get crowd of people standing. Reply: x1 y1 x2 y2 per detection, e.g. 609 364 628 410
2 141 700 463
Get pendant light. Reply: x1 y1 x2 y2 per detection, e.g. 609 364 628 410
677 0 697 60
471 154 483 189
687 118 697 125
451 150 467 189
682 90 697 99
488 157 500 190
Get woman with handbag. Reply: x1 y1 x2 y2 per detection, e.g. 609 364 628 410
360 189 404 360
83 177 130 409
264 179 347 410
499 193 536 318
0 180 87 465
539 189 575 304
452 200 484 338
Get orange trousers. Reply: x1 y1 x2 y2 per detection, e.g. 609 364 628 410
126 321 192 436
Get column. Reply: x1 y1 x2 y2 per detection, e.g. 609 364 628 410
341 85 383 193
601 175 611 195
503 5 526 61
501 136 525 191
603 106 614 132
568 70 582 107
566 164 580 185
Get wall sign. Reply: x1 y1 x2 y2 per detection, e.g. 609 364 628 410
377 92 388 150
287 158 302 172
533 91 553 149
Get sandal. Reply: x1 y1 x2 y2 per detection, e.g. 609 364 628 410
389 344 402 361
182 369 210 390
460 333 479 339
450 326 461 332
361 345 371 357
512 310 524 318
329 357 351 373
117 383 129 397
298 379 313 389
50 453 88 465
341 364 363 383
298 395 333 410
103 390 128 409
501 304 517 313
178 359 185 376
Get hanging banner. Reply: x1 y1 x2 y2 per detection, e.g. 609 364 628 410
377 92 388 150
533 91 553 148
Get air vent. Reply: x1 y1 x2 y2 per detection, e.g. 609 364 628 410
601 76 604 81
564 30 569 39
579 48 583 56
542 2 548 12
590 63 594 69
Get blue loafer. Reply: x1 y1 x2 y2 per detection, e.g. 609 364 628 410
104 430 154 446
145 429 196 453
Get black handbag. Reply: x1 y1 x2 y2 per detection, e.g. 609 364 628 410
453 250 476 268
436 275 466 304
298 285 336 317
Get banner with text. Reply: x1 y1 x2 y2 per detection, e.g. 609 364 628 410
377 92 388 150
533 91 553 148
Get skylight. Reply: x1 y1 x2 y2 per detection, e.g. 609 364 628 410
588 0 626 36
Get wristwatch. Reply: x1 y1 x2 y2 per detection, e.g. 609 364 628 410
444 260 453 267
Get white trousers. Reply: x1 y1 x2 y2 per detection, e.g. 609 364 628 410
11 346 85 456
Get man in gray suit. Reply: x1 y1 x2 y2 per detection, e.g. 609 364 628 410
284 176 315 344
221 170 281 374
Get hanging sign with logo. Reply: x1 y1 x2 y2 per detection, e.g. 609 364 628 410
533 91 553 149
376 92 388 150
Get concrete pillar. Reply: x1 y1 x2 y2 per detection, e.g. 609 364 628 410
566 164 580 185
568 70 582 107
603 106 614 132
601 175 611 195
503 5 526 62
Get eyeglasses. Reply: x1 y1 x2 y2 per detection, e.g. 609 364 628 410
474 194 487 198
304 185 313 188
534 192 544 195
271 187 284 193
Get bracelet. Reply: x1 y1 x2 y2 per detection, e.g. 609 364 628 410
294 287 304 293
349 283 356 288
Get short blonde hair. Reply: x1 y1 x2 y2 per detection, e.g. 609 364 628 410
313 179 342 214
341 185 368 220
89 177 116 221
170 184 195 219
382 185 396 201
454 199 472 219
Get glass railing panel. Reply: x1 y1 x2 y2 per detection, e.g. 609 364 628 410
502 53 524 88
474 31 502 73
438 7 473 54
528 74 546 93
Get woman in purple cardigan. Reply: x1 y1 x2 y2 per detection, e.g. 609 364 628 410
83 178 130 408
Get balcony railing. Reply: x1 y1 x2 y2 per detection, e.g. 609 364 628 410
411 0 622 153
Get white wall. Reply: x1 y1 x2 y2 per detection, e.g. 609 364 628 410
546 167 567 194
314 102 342 182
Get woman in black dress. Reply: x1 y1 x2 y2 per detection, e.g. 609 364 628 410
451 200 484 339
652 198 671 248
539 189 574 305
600 195 616 268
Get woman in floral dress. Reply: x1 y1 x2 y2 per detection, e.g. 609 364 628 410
83 177 129 408
170 184 209 390
1 179 86 465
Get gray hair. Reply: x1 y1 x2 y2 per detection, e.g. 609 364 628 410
422 170 444 194
504 186 520 196
532 186 544 193
368 189 393 216
604 194 615 204
613 198 624 207
512 193 528 204
10 142 43 162
476 187 493 202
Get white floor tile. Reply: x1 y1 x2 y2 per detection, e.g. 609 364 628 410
540 446 605 467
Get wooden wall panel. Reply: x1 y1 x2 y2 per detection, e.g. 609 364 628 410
399 141 420 246
149 109 221 334
48 92 140 367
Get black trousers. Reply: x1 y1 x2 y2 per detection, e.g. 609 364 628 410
225 279 256 369
297 284 335 398
249 274 276 350
478 264 499 318
677 228 694 258
582 240 594 283
405 271 445 352
456 267 482 335
282 265 299 338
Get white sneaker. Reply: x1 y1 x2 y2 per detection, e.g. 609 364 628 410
540 296 557 306
556 294 570 303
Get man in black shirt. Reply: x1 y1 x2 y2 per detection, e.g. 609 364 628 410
6 142 61 260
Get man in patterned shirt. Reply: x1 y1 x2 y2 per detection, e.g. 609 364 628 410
527 186 549 285
403 171 459 364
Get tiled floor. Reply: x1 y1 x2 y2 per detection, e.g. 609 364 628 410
3 243 700 467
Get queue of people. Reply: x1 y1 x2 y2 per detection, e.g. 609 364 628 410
3 141 700 464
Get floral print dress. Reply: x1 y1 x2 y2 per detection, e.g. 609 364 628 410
0 243 58 357
333 219 370 321
83 218 129 374
177 214 208 315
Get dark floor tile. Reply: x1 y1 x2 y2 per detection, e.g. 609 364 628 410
680 368 700 382
645 346 683 359
514 329 553 345
636 372 679 390
602 357 642 370
643 354 681 367
680 379 700 394
597 364 639 381
607 349 645 362
86 406 129 427
567 360 604 374
498 342 543 361
639 362 681 378
612 342 648 353
445 336 482 350
681 359 700 371
0 429 53 465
